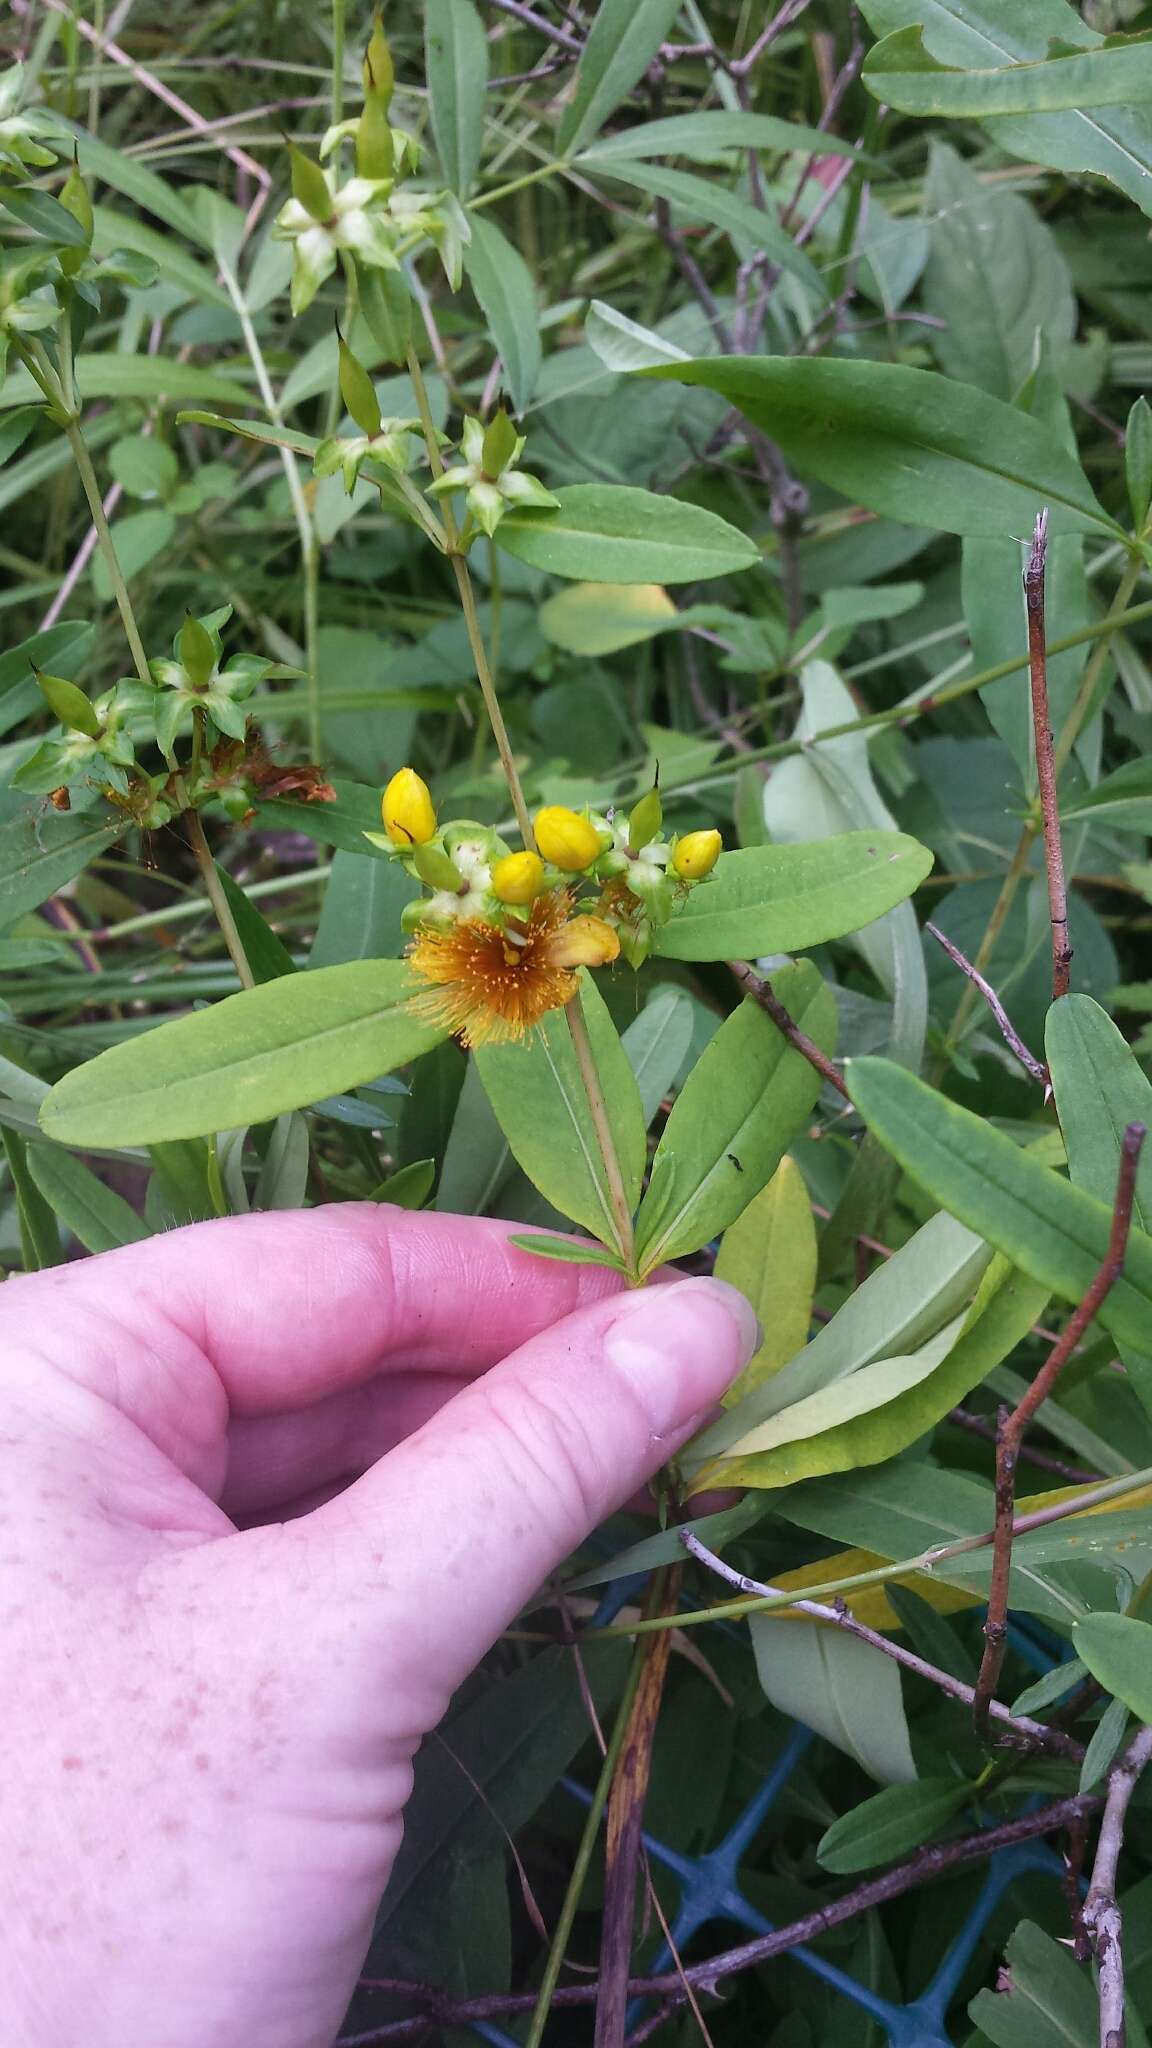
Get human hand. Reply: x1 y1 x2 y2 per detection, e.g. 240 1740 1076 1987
1 1205 756 2048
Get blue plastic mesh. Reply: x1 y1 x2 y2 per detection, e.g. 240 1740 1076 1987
460 1583 1070 2046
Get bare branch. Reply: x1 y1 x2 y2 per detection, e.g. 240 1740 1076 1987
972 1122 1147 1740
1083 1723 1152 2048
925 922 1047 1085
728 961 852 1100
1025 509 1073 1002
680 1529 1083 1760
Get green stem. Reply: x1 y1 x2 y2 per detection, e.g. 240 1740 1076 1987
218 260 321 758
182 804 255 990
330 0 346 126
586 1463 1152 1642
523 1642 645 2048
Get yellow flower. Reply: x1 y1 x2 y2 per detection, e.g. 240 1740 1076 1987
534 805 605 872
672 828 722 881
491 849 544 905
407 892 618 1047
382 767 436 846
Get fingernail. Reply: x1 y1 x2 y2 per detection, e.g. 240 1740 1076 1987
604 1277 760 1436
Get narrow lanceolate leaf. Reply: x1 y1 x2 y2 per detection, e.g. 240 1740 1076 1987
817 1779 972 1875
641 357 1120 540
1073 1613 1152 1723
654 833 934 962
590 161 825 299
716 1157 817 1402
864 24 1152 118
425 0 489 197
0 357 253 411
474 974 646 1259
26 1146 148 1253
0 810 126 925
849 1056 1152 1358
634 963 835 1279
578 111 860 162
749 1616 917 1784
1046 997 1152 1233
0 184 90 246
557 0 684 157
462 216 540 416
39 962 448 1148
495 483 758 584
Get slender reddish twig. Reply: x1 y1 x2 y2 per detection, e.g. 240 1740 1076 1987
1026 509 1073 1002
971 1122 1147 1742
925 923 1046 1085
1083 1722 1152 2048
728 961 851 1099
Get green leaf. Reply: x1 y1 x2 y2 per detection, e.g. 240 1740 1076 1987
26 1145 147 1252
176 409 318 460
849 1057 1152 1365
108 435 179 500
634 964 835 1278
91 205 230 307
1 1127 61 1271
1046 997 1152 1235
507 1233 625 1269
654 832 934 962
39 961 448 1148
425 0 489 198
749 1614 917 1783
1080 1692 1131 1794
856 0 1152 224
539 579 678 656
556 0 684 157
462 215 540 416
1128 397 1152 534
716 1158 817 1401
1062 755 1152 834
309 849 418 966
579 110 860 162
33 669 100 737
474 974 646 1259
969 1919 1111 2048
591 160 825 298
1 355 252 412
817 1778 972 1874
642 356 1119 540
214 866 298 985
0 183 90 245
495 482 758 584
865 23 1152 118
90 508 175 603
0 809 125 927
370 1158 437 1210
47 118 212 244
620 985 696 1128
0 621 94 739
1074 1612 1152 1722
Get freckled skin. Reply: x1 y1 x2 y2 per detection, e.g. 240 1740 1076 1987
0 1205 749 2048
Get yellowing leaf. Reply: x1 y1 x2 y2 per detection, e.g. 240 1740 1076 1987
539 581 677 657
716 1157 817 1403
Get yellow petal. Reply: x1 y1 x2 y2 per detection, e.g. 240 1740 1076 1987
546 914 620 969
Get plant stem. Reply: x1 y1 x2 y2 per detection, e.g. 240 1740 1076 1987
729 959 850 1098
218 260 321 757
66 420 153 686
331 0 346 125
1025 511 1072 1002
971 1123 1146 1742
182 805 255 990
1083 1721 1152 2048
405 344 535 848
524 1647 646 2048
925 923 1046 1085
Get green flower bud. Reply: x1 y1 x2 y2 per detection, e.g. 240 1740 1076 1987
337 330 382 437
628 784 662 851
33 666 100 737
412 840 464 891
57 158 93 277
290 145 333 223
179 613 217 689
363 15 395 109
356 89 394 182
481 407 518 478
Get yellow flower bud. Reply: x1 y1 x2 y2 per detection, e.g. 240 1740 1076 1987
382 767 437 846
534 805 605 872
545 915 621 970
672 828 722 881
491 850 545 905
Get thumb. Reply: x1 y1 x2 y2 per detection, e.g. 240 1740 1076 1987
290 1275 758 1712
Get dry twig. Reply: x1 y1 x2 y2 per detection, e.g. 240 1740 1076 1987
971 1123 1147 1742
729 961 851 1099
925 923 1047 1085
1083 1722 1152 2048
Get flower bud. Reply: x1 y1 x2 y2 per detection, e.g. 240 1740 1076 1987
179 612 217 689
356 90 394 181
481 408 519 479
491 849 545 905
412 840 462 890
628 784 662 851
58 159 93 277
546 915 621 969
290 145 333 223
363 14 395 109
33 666 100 738
337 330 382 438
383 766 437 845
534 805 605 872
672 828 722 881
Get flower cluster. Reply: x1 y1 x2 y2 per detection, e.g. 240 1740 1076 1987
372 769 722 1046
